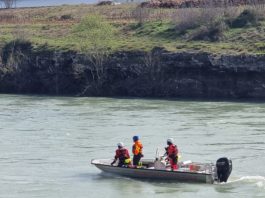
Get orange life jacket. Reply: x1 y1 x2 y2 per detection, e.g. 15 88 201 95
132 140 143 155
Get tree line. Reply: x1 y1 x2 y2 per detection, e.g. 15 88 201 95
0 0 17 9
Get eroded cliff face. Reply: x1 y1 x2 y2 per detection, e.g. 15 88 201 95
0 42 265 99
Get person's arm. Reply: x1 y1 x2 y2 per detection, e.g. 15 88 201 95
132 144 135 155
111 159 116 165
111 151 118 165
164 147 168 156
140 144 144 157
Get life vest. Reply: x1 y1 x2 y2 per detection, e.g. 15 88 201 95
115 148 130 160
132 140 143 155
166 144 178 159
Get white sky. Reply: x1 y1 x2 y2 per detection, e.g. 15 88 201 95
13 0 96 7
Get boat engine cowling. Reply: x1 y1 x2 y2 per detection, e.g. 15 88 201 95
216 157 232 183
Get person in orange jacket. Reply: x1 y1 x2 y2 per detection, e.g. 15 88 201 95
132 136 144 166
165 138 178 171
111 142 131 167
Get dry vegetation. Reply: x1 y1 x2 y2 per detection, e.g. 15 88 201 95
0 2 265 54
141 0 265 8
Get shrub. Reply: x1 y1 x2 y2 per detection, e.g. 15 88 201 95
73 15 117 82
174 8 201 34
1 39 32 65
189 20 227 41
174 7 227 40
132 7 151 25
73 15 116 49
42 25 50 30
60 14 73 20
97 1 114 6
231 9 259 28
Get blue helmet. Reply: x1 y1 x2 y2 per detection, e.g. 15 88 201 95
133 136 139 142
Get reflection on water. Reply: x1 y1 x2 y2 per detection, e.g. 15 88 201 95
0 94 265 197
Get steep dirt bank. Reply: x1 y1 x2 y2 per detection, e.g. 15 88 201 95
0 42 265 99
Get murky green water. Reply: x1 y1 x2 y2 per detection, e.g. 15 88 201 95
0 94 264 198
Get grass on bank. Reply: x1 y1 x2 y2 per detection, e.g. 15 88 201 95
0 3 265 54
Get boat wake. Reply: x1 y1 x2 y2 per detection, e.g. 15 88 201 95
226 176 265 189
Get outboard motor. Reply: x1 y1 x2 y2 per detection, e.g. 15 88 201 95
216 157 232 183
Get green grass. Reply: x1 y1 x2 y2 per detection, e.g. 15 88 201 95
0 4 265 54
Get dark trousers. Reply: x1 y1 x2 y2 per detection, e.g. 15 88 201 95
133 154 142 166
118 158 125 167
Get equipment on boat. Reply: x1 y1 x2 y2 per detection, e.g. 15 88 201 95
91 157 232 184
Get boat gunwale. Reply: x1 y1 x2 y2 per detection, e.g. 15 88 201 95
91 159 213 176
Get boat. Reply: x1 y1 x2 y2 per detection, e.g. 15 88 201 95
91 157 232 184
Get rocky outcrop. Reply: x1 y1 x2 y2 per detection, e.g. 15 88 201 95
1 41 265 99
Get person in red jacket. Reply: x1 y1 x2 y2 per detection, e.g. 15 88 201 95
165 138 179 171
132 136 144 166
111 142 131 167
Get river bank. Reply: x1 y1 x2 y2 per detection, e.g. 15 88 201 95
1 42 265 99
0 3 265 99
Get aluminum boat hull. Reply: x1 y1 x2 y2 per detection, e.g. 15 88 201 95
92 159 215 184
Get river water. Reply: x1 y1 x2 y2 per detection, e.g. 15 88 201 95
0 94 264 198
